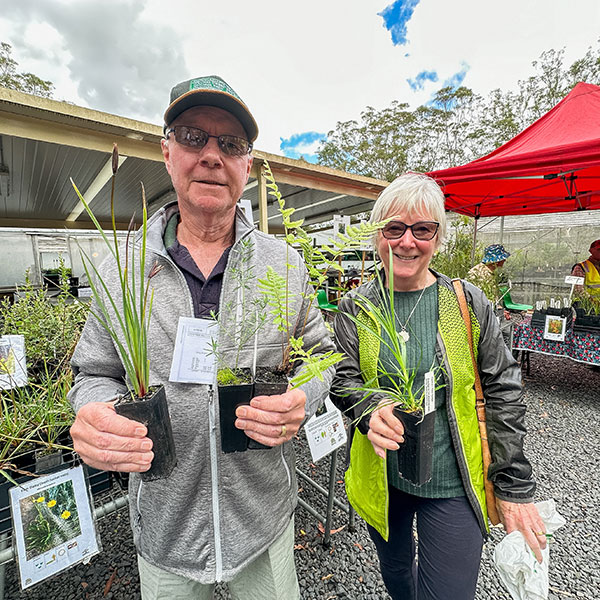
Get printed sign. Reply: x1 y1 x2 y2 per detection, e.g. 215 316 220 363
10 465 101 589
0 334 27 390
304 397 347 462
543 315 567 342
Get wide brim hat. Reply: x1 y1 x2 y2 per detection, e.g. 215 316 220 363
482 244 510 264
163 75 258 143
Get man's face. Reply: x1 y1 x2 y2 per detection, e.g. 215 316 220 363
161 106 253 218
590 243 600 261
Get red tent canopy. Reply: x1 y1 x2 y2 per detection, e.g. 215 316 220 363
428 82 600 217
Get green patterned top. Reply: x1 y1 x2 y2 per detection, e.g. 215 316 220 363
379 282 465 497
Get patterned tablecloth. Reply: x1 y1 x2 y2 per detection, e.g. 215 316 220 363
513 317 600 366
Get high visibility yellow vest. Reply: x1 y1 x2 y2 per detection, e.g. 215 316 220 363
581 260 600 296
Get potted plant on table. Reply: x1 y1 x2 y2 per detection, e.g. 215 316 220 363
70 144 176 481
339 248 444 485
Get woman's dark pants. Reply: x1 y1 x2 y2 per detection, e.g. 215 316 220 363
366 487 484 600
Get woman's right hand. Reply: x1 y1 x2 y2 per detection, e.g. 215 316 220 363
367 399 405 459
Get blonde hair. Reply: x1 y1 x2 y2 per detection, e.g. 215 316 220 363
370 173 447 248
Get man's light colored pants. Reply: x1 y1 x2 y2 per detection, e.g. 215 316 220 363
138 517 299 600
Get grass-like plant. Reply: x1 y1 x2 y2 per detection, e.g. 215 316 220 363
70 144 162 399
340 247 444 418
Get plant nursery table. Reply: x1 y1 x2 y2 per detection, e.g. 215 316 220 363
512 317 600 374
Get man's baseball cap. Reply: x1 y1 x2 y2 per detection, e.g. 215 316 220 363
163 75 258 142
590 239 600 250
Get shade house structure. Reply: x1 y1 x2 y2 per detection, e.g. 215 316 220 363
428 82 600 218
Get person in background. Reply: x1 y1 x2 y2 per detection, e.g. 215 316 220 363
571 239 600 297
68 75 335 600
467 244 513 345
331 174 545 600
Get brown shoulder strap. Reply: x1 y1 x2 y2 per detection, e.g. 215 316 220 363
452 278 500 525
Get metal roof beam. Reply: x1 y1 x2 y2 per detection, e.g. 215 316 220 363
66 155 128 221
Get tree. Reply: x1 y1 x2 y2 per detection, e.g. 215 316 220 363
0 42 53 98
317 42 600 178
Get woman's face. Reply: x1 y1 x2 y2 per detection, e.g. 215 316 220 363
375 210 439 291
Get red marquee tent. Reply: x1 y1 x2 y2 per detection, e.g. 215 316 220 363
428 82 600 218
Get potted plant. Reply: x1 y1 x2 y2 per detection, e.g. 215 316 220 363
572 293 600 333
338 248 444 485
208 237 269 453
70 144 176 480
255 161 379 394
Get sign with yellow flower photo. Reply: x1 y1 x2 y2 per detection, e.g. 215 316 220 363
9 465 100 589
0 334 27 390
543 315 567 342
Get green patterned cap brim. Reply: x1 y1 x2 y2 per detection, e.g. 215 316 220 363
163 75 258 142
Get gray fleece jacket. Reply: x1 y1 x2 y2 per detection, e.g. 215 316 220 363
69 201 335 583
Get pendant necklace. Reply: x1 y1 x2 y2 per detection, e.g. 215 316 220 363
396 285 427 343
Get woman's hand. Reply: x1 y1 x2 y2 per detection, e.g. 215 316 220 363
496 499 547 563
367 399 405 459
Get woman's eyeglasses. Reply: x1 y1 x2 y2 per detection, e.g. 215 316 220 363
165 125 252 156
381 221 439 241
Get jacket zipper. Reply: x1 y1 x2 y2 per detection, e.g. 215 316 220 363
208 384 223 580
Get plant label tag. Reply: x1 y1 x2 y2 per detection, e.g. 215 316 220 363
564 275 584 285
424 371 435 415
10 465 101 589
0 334 28 390
169 317 217 384
304 397 347 462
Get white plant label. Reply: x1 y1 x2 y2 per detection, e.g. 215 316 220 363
10 465 101 589
564 275 584 285
424 371 436 415
304 397 347 462
169 317 217 384
0 334 28 390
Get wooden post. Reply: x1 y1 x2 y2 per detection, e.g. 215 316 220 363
257 163 268 233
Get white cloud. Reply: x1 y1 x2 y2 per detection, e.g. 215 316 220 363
1 0 598 155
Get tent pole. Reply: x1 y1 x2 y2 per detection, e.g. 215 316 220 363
499 216 505 244
471 216 479 265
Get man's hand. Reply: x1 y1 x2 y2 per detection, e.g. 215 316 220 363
496 499 547 563
367 399 405 459
235 388 306 446
70 402 154 472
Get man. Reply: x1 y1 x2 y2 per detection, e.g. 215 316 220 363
69 76 334 599
571 239 600 297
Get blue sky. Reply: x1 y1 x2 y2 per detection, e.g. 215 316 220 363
1 0 599 163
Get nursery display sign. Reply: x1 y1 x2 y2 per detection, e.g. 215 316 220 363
304 397 347 462
543 315 567 342
0 334 27 390
10 465 100 589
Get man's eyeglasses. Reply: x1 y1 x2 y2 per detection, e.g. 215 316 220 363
165 125 252 157
381 220 440 241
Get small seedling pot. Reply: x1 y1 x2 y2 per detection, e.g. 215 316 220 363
217 368 254 453
247 367 288 450
393 408 435 486
114 384 177 481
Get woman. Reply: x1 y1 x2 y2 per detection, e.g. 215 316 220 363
331 173 545 600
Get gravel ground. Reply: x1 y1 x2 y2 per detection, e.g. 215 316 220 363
5 352 600 599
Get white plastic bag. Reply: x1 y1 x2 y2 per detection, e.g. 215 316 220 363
493 499 566 600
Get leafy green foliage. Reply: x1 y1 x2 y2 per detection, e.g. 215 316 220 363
0 42 54 98
260 160 386 384
0 266 88 377
431 216 482 279
317 43 600 176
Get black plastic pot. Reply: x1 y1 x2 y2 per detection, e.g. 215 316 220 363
393 408 435 486
218 368 254 453
114 384 177 481
248 367 288 450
